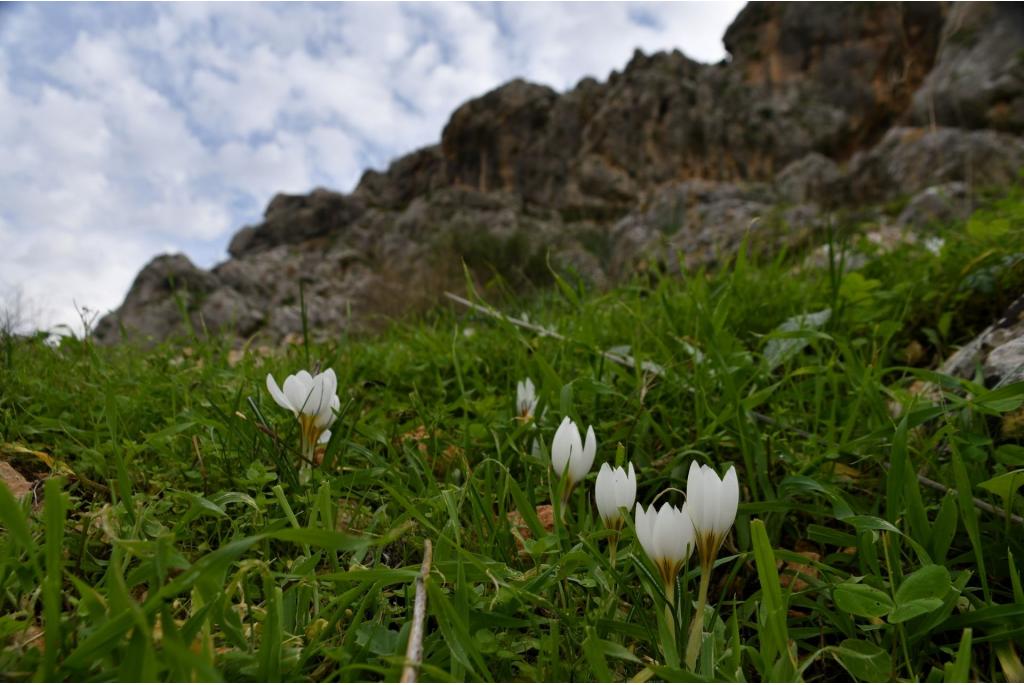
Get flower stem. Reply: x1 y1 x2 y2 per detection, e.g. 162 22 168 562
559 476 579 524
608 532 619 569
664 577 676 641
686 564 712 671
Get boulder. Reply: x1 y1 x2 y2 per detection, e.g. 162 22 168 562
897 182 971 229
94 254 219 344
846 127 1024 202
775 153 842 205
940 293 1024 387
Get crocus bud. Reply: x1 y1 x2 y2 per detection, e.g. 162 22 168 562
686 462 739 564
595 462 637 527
551 417 596 486
516 378 538 419
635 501 695 584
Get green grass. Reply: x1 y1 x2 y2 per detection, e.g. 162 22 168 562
2 189 1024 682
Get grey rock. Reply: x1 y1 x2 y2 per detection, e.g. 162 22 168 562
198 288 264 337
94 254 219 344
775 153 842 205
607 181 825 276
897 182 971 229
228 188 365 258
846 127 1024 202
909 3 1024 133
985 337 1024 387
940 293 1024 385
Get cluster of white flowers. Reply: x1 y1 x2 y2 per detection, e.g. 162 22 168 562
517 375 740 670
265 370 740 670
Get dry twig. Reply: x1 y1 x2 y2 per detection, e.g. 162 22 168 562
401 539 433 684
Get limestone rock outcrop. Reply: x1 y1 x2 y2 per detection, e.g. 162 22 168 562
96 1 1024 346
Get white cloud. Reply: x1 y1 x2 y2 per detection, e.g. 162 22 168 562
0 1 743 333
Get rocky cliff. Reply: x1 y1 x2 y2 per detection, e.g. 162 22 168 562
96 1 1024 345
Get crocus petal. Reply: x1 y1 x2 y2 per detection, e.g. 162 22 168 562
551 417 575 478
318 393 340 429
652 503 680 563
621 462 637 510
283 374 311 414
571 425 596 483
595 463 615 521
266 373 293 412
318 429 332 444
676 503 696 561
315 370 337 415
318 371 336 413
321 369 338 398
686 461 706 530
635 503 655 558
699 464 719 535
311 375 337 427
719 466 740 534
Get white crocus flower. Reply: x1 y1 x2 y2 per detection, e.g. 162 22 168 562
635 501 695 586
551 417 596 487
266 368 340 461
684 461 740 670
595 462 637 528
516 378 538 420
686 462 740 562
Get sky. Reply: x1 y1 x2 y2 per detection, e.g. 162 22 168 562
0 1 744 334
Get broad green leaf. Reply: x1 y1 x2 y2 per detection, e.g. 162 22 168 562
834 639 892 682
840 515 901 534
889 598 945 624
977 469 1024 502
890 564 950 623
833 582 894 619
762 308 832 371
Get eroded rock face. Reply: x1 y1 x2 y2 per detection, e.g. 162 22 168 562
94 254 217 344
228 188 366 258
96 1 1024 346
908 2 1024 133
